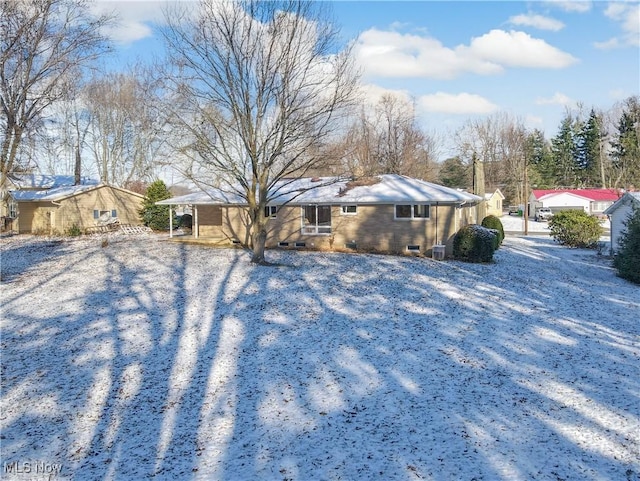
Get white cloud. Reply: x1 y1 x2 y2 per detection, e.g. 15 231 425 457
536 92 574 106
465 30 578 68
353 29 502 79
594 37 621 50
508 13 565 31
358 84 413 105
545 1 592 13
598 3 640 48
353 28 577 80
93 1 171 44
419 92 499 114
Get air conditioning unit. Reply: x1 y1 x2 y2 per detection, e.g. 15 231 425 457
432 244 446 260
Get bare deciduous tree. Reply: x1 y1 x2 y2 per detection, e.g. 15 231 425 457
0 0 112 187
341 94 438 180
455 112 528 204
84 66 166 186
162 0 359 264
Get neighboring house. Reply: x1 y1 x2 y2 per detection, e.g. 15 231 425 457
10 183 144 234
529 189 621 217
157 174 483 255
1 174 99 231
484 189 505 217
603 192 640 254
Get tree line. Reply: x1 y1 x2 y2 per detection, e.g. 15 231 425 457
2 0 639 262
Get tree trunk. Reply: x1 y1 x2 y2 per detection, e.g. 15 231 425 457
74 143 81 185
251 227 268 265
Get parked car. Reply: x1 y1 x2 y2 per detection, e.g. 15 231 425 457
535 207 553 221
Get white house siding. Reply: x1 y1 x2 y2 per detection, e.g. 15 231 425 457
537 192 590 213
607 194 640 253
610 204 631 252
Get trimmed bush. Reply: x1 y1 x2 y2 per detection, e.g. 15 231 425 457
548 210 603 248
453 224 497 263
613 206 640 284
481 215 505 248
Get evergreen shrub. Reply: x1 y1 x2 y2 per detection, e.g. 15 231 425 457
66 224 83 237
453 224 497 263
548 210 603 248
140 180 175 231
613 206 640 284
481 215 505 248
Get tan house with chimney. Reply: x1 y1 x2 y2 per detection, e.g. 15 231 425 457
157 174 483 255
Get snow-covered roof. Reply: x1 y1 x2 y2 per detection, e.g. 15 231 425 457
484 188 505 201
155 189 246 205
603 191 640 215
10 184 143 202
7 174 99 189
157 175 483 206
532 188 620 202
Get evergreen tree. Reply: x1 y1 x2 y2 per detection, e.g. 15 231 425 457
140 180 174 230
438 156 470 188
526 129 556 188
613 206 640 284
550 114 579 187
576 109 606 187
611 96 640 189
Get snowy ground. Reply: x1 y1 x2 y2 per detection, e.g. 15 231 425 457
1 232 638 481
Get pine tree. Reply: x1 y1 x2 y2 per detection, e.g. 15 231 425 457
613 206 640 284
611 97 640 189
577 109 606 187
140 180 173 230
550 115 579 187
438 156 470 188
526 129 556 188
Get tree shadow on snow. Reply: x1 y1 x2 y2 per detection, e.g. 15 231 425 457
1 236 638 480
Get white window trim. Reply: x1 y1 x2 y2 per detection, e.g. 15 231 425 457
301 205 332 235
265 205 277 219
394 204 431 220
8 200 18 218
340 205 358 215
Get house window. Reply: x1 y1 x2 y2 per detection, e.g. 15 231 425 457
94 209 114 222
278 242 289 247
592 202 609 212
341 205 357 215
395 204 430 219
294 242 306 248
8 200 17 218
264 205 277 219
407 245 421 252
302 205 331 234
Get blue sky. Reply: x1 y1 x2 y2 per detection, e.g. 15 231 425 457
94 1 639 157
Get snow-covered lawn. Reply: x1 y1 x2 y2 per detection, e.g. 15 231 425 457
1 233 638 480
